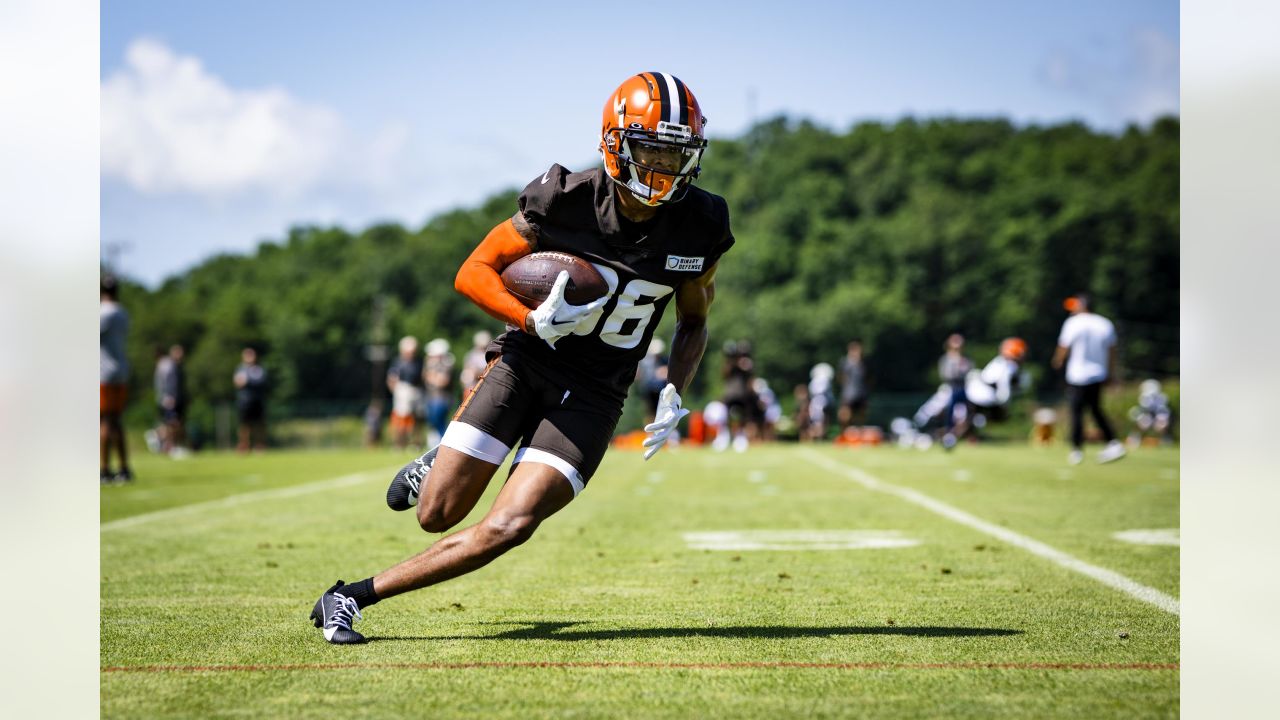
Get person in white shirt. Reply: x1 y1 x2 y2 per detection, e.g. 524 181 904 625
100 276 133 483
459 330 493 394
1052 293 1125 465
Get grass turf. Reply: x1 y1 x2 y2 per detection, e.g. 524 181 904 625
102 443 1178 718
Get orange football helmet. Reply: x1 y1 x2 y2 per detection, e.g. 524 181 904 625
1000 337 1028 361
600 72 707 206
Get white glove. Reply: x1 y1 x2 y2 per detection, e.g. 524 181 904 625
643 383 689 460
527 271 609 348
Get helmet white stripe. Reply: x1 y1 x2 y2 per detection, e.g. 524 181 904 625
658 72 680 125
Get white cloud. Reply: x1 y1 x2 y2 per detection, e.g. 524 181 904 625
1036 27 1179 126
101 38 409 198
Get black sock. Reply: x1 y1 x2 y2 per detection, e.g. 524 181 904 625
339 577 380 609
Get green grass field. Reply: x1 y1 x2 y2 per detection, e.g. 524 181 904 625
101 442 1178 718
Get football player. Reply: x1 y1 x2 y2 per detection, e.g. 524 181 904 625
916 338 1028 448
311 73 733 643
951 337 1029 442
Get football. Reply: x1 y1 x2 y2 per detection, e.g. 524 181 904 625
501 252 608 308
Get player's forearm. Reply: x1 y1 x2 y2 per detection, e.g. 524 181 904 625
665 317 707 394
454 219 536 329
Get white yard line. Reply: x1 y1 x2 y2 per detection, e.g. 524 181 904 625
1113 529 1180 546
683 530 920 551
802 450 1180 616
101 466 398 533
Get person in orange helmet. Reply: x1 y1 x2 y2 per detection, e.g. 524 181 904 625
965 337 1029 409
309 73 733 644
945 337 1031 446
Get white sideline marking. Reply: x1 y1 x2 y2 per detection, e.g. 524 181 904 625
101 466 397 532
802 451 1180 616
684 530 920 551
1113 529 1180 546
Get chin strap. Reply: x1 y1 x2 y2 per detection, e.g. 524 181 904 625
605 167 689 206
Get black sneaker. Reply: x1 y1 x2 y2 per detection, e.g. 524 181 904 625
114 468 135 484
309 581 366 644
101 470 115 485
386 445 438 511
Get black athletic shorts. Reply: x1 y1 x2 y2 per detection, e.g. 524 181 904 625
451 352 622 489
158 403 184 423
723 392 761 424
843 395 867 414
238 399 265 423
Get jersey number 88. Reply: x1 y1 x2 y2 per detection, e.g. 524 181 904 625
571 264 673 349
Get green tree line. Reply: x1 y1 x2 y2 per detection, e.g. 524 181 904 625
112 116 1178 433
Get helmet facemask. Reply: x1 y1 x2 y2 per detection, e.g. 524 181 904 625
603 123 706 206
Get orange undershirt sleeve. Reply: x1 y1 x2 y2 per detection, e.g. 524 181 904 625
454 218 535 329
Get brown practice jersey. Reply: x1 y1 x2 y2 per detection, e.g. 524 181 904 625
491 163 734 403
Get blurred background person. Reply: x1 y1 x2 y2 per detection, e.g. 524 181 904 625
387 335 424 450
938 333 973 450
100 275 132 484
719 340 758 452
701 400 729 450
423 338 456 448
158 344 189 457
792 384 816 442
636 338 670 426
234 346 269 453
364 400 385 449
146 346 170 453
459 330 492 401
952 337 1029 443
837 339 869 430
808 362 836 441
753 378 781 442
1128 378 1174 447
1052 293 1125 465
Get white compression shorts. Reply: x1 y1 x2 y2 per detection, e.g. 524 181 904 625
440 421 585 497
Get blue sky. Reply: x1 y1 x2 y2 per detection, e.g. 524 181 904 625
101 0 1179 286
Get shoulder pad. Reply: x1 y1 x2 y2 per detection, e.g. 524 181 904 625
517 164 599 234
517 164 569 229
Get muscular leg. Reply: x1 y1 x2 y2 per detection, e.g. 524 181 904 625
375 462 575 600
414 446 503 532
